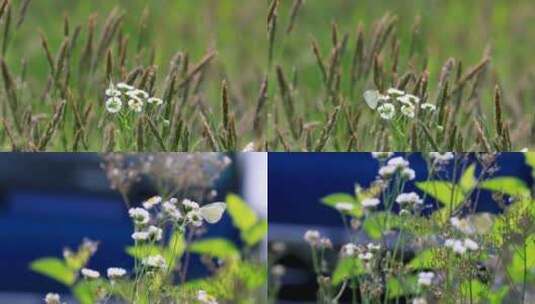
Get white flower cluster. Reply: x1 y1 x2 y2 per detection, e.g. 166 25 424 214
450 216 476 235
340 242 380 263
107 267 127 280
444 237 479 254
364 88 435 120
105 82 163 114
303 230 333 249
44 293 64 304
378 156 415 180
429 152 455 166
417 271 435 287
128 196 226 243
396 192 424 215
81 268 100 279
197 290 219 304
142 254 168 270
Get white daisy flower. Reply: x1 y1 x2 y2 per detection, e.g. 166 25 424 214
362 198 380 208
162 201 182 221
147 97 164 105
107 267 127 280
341 243 358 257
81 268 100 279
105 97 122 114
128 98 144 113
105 88 121 97
417 272 435 287
464 238 479 251
421 103 436 111
128 208 150 225
186 210 204 227
304 230 321 246
358 252 374 261
401 168 416 180
127 89 149 99
387 156 410 169
395 192 423 206
142 255 167 270
131 231 149 241
429 152 455 165
147 225 163 241
377 103 396 120
182 199 200 211
406 94 421 103
44 293 62 304
401 104 415 118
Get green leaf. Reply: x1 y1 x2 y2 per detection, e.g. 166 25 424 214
480 177 530 197
321 193 356 206
242 219 268 246
321 193 363 217
331 257 365 285
460 280 488 303
525 152 535 179
507 235 535 283
226 194 258 232
167 231 186 259
386 276 417 299
30 258 76 286
363 212 401 239
460 164 477 193
416 181 465 208
189 238 240 259
408 249 438 270
488 286 509 304
125 245 162 259
72 281 96 304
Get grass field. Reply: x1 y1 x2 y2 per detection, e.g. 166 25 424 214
268 0 535 151
0 0 534 151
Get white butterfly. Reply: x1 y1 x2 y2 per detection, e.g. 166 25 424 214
363 90 380 109
199 202 227 224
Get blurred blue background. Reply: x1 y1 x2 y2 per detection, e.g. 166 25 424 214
268 152 533 303
0 153 247 301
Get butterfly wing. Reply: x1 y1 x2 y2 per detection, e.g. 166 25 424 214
363 90 379 109
200 202 227 224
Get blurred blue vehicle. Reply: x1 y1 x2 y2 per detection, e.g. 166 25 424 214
0 153 241 299
268 153 533 303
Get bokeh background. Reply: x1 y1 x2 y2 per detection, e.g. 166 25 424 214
0 153 267 303
268 153 534 303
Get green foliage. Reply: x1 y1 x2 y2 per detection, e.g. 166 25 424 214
507 235 535 284
189 238 240 259
416 181 465 208
72 281 98 304
321 193 363 217
407 248 439 270
386 276 417 299
459 164 477 192
331 258 365 285
480 177 530 197
525 153 535 179
363 212 402 239
29 258 76 286
226 194 267 246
